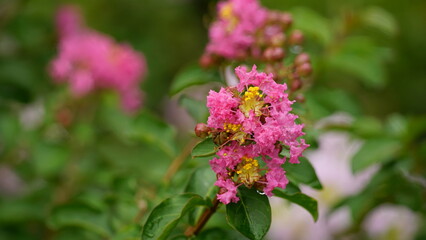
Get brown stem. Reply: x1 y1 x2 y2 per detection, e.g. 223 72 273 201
184 196 220 237
163 138 198 184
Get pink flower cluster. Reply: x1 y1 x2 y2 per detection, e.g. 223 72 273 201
49 6 146 113
205 65 309 204
205 0 268 59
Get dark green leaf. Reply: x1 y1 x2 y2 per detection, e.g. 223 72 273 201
196 227 247 240
352 138 400 172
141 193 207 240
226 187 271 240
191 138 217 158
272 188 318 221
185 166 218 200
185 166 218 224
283 157 322 190
170 65 221 96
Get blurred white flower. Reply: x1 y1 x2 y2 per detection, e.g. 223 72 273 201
363 204 419 240
269 118 378 240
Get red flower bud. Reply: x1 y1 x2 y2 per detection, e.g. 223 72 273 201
195 123 211 138
199 54 215 68
296 62 312 77
279 13 293 29
263 47 285 61
289 30 304 45
294 53 311 66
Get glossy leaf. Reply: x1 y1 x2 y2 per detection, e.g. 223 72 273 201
185 166 218 225
283 157 323 190
226 187 271 240
273 188 318 221
352 138 400 172
141 193 207 240
191 138 217 158
170 65 221 96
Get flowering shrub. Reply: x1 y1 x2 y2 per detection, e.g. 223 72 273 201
50 6 146 113
2 0 424 240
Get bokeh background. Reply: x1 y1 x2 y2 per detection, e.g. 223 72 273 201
0 0 425 239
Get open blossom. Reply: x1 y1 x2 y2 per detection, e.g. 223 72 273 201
198 65 308 204
49 5 146 113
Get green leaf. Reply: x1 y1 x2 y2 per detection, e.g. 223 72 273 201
195 227 246 240
305 88 361 120
283 157 322 190
352 116 383 138
185 166 218 225
361 7 398 37
191 138 217 158
48 204 111 238
272 188 318 221
352 138 400 172
141 193 207 240
226 187 271 240
32 142 69 178
130 111 178 157
179 95 209 123
170 65 221 96
327 37 390 88
290 7 332 46
185 166 218 200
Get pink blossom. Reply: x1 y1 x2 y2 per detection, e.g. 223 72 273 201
215 178 240 204
204 65 308 203
206 0 268 59
50 5 147 113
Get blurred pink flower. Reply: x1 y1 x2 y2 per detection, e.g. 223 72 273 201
50 5 147 113
206 0 267 59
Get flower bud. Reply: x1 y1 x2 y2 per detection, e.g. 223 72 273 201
195 123 211 138
291 78 302 92
279 13 293 29
199 54 215 68
263 47 285 61
295 93 305 103
289 30 304 45
296 62 312 77
294 53 311 66
56 108 73 127
267 11 281 22
271 33 286 47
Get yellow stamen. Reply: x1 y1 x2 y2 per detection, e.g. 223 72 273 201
236 157 260 186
